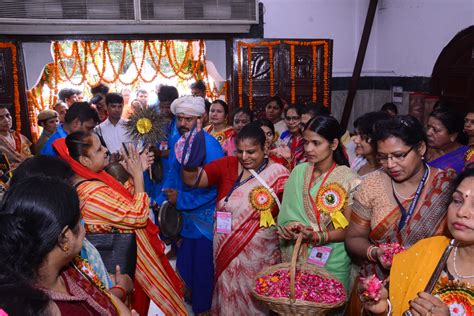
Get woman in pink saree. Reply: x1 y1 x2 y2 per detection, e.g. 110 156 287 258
182 122 289 315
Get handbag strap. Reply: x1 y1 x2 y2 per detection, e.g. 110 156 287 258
249 169 281 210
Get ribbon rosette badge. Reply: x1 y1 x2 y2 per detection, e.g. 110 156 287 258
316 183 349 229
249 186 276 228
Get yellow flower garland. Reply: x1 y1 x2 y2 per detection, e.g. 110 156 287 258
0 42 21 132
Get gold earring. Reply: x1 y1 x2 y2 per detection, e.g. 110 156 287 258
63 244 70 253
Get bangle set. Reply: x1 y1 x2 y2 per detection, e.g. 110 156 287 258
367 245 379 262
111 285 127 301
312 230 329 245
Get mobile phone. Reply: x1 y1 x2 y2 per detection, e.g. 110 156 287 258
122 142 130 156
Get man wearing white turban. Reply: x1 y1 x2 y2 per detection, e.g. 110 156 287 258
162 95 224 314
170 95 206 117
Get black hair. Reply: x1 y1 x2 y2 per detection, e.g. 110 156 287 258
90 83 109 96
235 121 267 150
305 115 349 167
372 115 427 147
136 89 148 95
451 167 474 192
429 106 467 144
232 107 254 122
11 156 74 186
264 96 284 110
254 118 275 135
0 104 11 111
158 85 179 103
190 80 206 92
0 177 81 290
210 99 229 115
301 103 330 118
65 131 94 161
284 104 303 117
353 111 392 140
58 88 77 102
0 283 51 316
381 102 398 115
105 92 124 106
64 102 100 124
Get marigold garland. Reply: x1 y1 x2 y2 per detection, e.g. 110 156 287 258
0 42 21 132
268 46 275 96
247 47 254 109
312 45 318 103
289 44 296 104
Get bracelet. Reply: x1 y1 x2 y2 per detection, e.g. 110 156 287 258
111 285 127 301
367 245 379 262
360 298 392 316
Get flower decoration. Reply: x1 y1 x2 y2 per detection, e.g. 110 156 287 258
379 242 405 266
249 186 276 228
125 104 169 145
316 182 349 229
137 118 153 134
434 273 473 316
255 269 346 304
359 274 383 302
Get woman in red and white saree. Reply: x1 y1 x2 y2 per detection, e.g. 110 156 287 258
182 123 289 315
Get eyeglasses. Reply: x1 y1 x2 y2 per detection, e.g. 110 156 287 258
376 146 415 164
285 116 301 122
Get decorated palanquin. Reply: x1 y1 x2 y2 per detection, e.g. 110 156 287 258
231 38 333 117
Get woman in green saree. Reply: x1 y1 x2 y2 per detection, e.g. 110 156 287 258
278 115 361 292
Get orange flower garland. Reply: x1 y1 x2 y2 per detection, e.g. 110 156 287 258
312 45 318 103
247 46 253 109
0 42 21 132
269 46 275 96
290 44 296 104
237 41 243 108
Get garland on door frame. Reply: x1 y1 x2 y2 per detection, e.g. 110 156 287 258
236 40 330 108
0 42 21 132
27 40 227 142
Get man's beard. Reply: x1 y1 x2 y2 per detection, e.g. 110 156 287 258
178 126 190 136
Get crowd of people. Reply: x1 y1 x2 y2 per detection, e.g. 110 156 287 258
0 79 472 316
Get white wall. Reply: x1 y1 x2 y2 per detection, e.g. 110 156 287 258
262 0 474 77
375 0 474 76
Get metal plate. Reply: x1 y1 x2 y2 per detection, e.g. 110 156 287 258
158 201 182 239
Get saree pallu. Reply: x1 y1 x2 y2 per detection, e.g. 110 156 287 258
211 163 289 316
54 138 187 316
0 130 32 169
43 263 119 316
278 163 361 292
204 125 234 146
428 146 469 174
352 167 455 280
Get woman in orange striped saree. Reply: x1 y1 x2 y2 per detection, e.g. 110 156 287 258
54 131 187 316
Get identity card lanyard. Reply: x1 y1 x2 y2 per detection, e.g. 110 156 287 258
308 162 337 231
223 158 269 204
392 164 430 230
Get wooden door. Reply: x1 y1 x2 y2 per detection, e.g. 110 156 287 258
231 38 333 117
431 26 474 114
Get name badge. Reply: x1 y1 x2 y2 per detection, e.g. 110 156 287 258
307 246 332 267
159 141 168 151
216 211 232 234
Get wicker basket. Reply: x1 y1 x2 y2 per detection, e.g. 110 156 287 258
252 233 345 316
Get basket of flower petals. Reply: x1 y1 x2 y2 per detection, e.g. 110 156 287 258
252 233 346 315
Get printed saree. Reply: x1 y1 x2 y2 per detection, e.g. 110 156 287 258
0 131 32 169
211 162 289 315
429 146 469 174
351 167 456 280
390 236 473 315
278 163 361 292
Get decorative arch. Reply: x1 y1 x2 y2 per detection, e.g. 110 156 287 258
431 25 474 114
